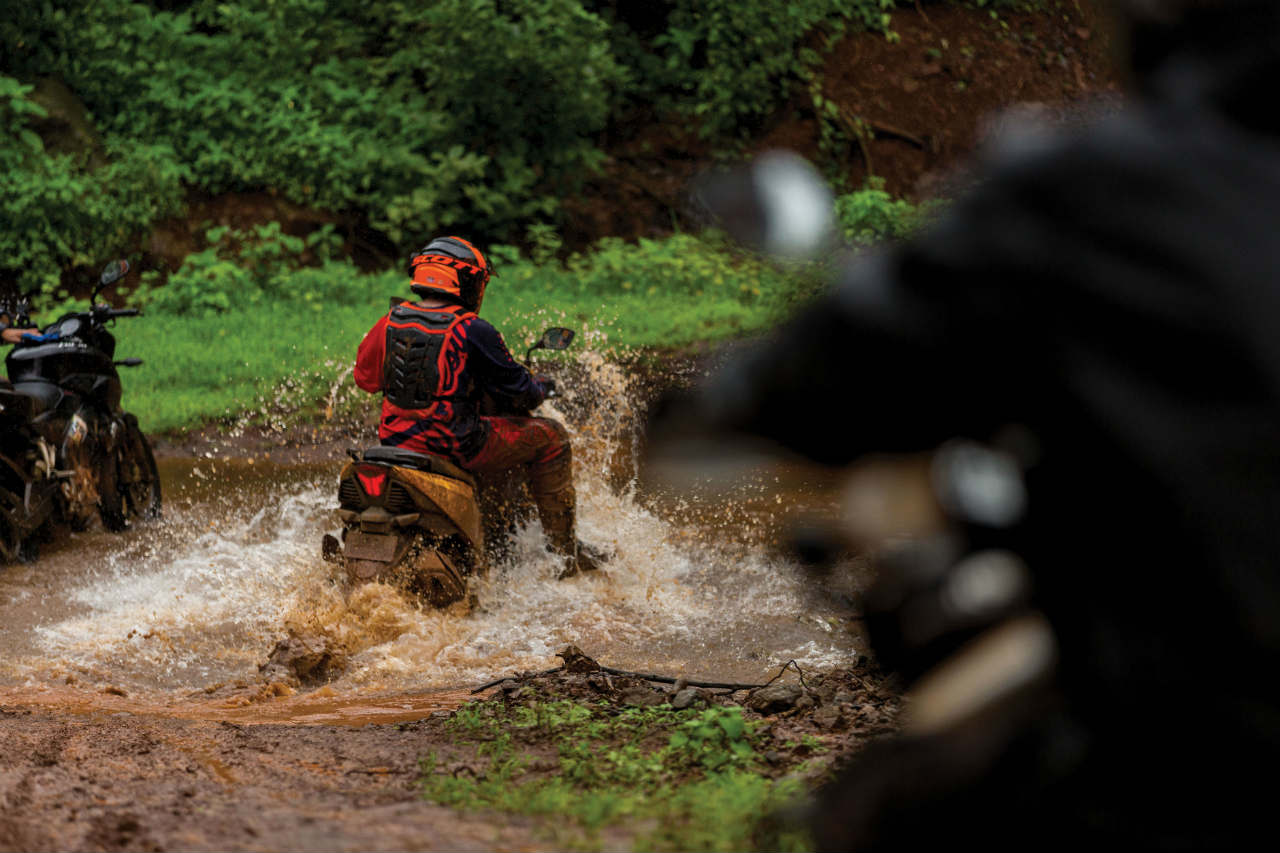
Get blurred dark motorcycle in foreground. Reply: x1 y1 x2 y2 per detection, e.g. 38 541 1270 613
663 152 1062 849
0 260 161 564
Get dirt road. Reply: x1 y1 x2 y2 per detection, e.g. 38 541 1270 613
0 704 538 852
0 659 897 852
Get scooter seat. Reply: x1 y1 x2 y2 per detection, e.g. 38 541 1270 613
362 446 477 489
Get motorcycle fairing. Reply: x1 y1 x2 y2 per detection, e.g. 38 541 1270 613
0 388 36 423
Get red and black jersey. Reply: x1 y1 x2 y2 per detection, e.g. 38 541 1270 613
354 302 546 462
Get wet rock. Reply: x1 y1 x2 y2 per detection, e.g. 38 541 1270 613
619 686 665 707
670 687 706 710
746 684 803 715
557 645 601 673
499 676 529 696
260 632 347 686
813 705 847 730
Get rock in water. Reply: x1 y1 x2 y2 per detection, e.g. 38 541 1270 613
260 632 347 686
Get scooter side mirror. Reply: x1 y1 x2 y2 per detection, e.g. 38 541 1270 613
539 327 575 351
526 327 575 366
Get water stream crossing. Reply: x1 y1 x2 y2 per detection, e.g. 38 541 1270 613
0 355 864 724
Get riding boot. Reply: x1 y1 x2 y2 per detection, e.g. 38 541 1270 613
528 454 605 579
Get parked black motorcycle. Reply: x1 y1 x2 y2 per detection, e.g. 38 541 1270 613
0 260 160 563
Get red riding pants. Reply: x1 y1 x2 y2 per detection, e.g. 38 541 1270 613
462 416 577 552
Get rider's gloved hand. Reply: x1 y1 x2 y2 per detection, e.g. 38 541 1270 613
19 330 59 344
536 375 557 397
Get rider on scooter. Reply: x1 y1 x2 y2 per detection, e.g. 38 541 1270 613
353 235 604 578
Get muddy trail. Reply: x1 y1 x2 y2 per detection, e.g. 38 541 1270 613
0 353 881 851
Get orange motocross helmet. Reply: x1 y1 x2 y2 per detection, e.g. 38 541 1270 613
408 236 493 312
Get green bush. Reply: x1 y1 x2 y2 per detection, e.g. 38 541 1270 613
603 0 899 139
133 222 343 317
0 74 186 295
1 0 960 289
834 178 942 244
4 0 624 249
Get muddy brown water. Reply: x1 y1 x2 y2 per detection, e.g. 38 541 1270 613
0 356 864 724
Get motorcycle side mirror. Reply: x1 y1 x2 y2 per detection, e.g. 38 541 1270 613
100 259 129 287
691 150 834 258
93 259 130 304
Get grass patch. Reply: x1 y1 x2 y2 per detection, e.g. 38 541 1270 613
96 186 935 434
117 277 787 434
421 698 811 852
111 235 827 433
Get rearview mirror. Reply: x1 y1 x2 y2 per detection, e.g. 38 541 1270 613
526 326 575 366
539 327 574 351
100 259 129 287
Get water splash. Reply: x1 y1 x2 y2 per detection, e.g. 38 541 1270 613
8 347 860 695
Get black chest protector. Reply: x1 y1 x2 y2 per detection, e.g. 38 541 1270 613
381 304 475 410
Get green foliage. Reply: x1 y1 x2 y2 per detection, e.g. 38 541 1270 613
4 0 624 250
420 698 809 851
834 178 943 244
618 0 900 139
0 73 186 294
111 227 832 432
1 0 958 288
133 222 342 317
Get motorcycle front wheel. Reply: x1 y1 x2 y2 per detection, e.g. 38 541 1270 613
101 416 162 531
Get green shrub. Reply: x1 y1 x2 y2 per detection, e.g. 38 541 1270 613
834 178 943 244
605 0 899 139
4 0 624 249
133 222 343 317
0 74 186 295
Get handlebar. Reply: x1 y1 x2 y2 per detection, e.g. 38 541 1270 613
91 304 139 319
